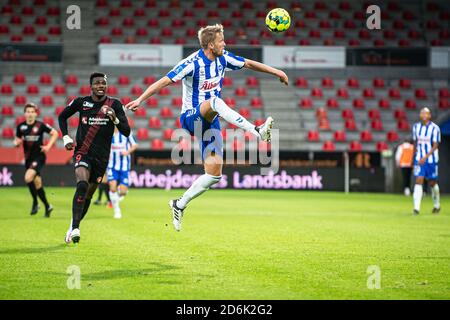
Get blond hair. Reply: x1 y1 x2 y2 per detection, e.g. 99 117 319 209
198 24 223 49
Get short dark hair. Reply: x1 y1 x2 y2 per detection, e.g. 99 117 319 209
24 102 38 113
90 72 107 85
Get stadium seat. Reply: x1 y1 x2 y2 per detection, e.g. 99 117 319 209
224 97 236 108
235 87 248 97
160 107 173 118
13 74 26 84
121 96 131 105
69 117 79 128
387 130 399 142
16 116 26 126
404 99 417 109
118 75 130 86
307 130 320 142
15 95 27 105
336 88 349 99
1 105 14 116
311 88 323 98
360 130 373 142
368 109 381 119
246 77 259 87
239 108 251 118
53 85 66 95
322 77 334 87
47 7 60 16
134 108 146 118
439 100 449 109
342 109 354 119
295 77 308 88
345 119 357 131
415 88 427 99
41 96 54 106
1 84 13 95
363 88 375 99
322 141 335 151
148 117 161 129
27 84 39 95
48 26 61 35
143 76 156 86
55 106 65 116
376 141 389 152
318 118 330 130
371 120 383 131
397 119 410 131
349 141 362 152
151 139 164 150
163 128 174 140
2 127 14 139
299 98 313 108
43 116 54 127
250 97 263 108
327 98 339 108
107 85 118 95
79 85 90 95
399 78 411 89
146 97 158 108
334 130 346 142
39 74 52 85
378 99 391 109
23 25 35 35
373 78 385 88
439 88 449 98
394 109 407 119
316 108 328 119
171 97 182 108
130 85 143 96
347 78 359 88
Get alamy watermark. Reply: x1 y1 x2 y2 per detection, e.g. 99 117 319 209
67 265 81 290
366 265 381 289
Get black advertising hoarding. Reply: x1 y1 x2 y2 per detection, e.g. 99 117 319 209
0 165 384 192
0 43 63 62
346 48 428 66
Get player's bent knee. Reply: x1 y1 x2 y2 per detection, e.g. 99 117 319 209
76 180 89 196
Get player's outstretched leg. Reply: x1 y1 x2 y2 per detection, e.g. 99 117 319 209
34 176 52 217
430 181 440 214
170 155 222 231
70 180 89 243
25 170 39 215
207 97 274 142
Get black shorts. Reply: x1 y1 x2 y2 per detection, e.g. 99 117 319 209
25 156 45 175
73 152 108 184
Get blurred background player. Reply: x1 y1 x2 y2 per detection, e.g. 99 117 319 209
94 174 112 208
14 103 58 217
107 126 138 219
126 24 288 231
412 108 441 215
58 72 130 244
395 138 414 196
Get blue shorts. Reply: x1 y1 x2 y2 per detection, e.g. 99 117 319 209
180 103 223 159
107 168 130 186
414 162 438 180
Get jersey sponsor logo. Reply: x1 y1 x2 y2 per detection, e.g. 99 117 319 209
23 135 39 141
32 126 39 134
82 116 88 124
88 117 109 125
83 101 94 108
200 76 221 92
20 125 28 131
31 161 37 168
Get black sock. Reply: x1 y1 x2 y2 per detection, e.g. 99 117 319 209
104 183 111 202
97 184 103 201
72 181 89 229
36 188 50 208
81 198 92 221
27 182 38 206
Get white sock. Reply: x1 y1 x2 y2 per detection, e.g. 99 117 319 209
413 184 423 212
109 191 120 213
431 184 440 209
177 174 221 209
211 97 259 137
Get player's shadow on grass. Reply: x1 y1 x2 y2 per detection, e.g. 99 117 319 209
0 244 66 255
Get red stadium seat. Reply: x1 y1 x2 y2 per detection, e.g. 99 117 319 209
158 9 170 17
348 39 360 46
43 116 54 127
53 85 66 95
159 87 170 96
122 18 134 27
327 98 339 108
120 0 132 8
239 108 251 118
16 116 26 127
311 88 323 98
376 141 389 152
96 0 107 7
359 29 371 39
120 96 131 105
161 28 172 37
22 6 34 15
336 88 349 99
371 120 383 131
171 97 182 108
146 97 158 108
79 85 90 95
321 77 334 88
111 27 123 36
68 117 79 128
408 30 421 39
307 130 320 142
67 96 77 105
368 109 381 119
35 35 47 42
398 39 410 47
148 117 161 129
439 100 449 109
322 141 335 151
387 130 399 142
143 76 156 86
27 84 39 95
363 88 375 99
13 74 26 84
147 18 159 27
10 16 21 25
399 78 411 89
360 130 373 142
344 20 356 29
41 96 54 106
397 119 410 131
183 9 195 17
160 107 173 118
1 105 14 116
334 30 346 38
151 139 164 150
309 30 321 38
10 35 23 42
334 130 346 142
118 75 130 86
2 127 14 139
47 7 60 16
224 97 236 108
347 78 359 88
134 108 146 118
394 109 406 119
48 26 61 35
133 8 145 17
136 128 149 140
378 99 391 109
23 25 35 35
106 85 117 96
345 119 357 131
246 76 259 87
1 84 13 95
130 85 143 96
299 39 310 46
389 88 401 99
299 98 313 108
99 36 112 43
250 97 262 108
15 95 27 105
342 109 354 119
163 128 174 140
55 106 64 116
39 74 52 85
373 78 385 88
439 88 450 98
222 77 233 86
235 87 247 97
349 141 362 152
415 88 427 99
404 99 417 109
295 77 308 88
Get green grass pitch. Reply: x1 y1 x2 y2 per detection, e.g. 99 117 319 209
0 187 449 300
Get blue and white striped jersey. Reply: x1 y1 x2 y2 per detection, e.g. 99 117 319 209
166 49 245 113
412 121 441 164
108 131 138 171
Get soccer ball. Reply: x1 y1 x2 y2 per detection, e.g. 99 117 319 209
265 8 291 33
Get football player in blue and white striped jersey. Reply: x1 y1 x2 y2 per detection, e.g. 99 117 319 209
412 107 441 215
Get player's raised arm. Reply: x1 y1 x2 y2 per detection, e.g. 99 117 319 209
243 59 289 86
125 76 173 111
